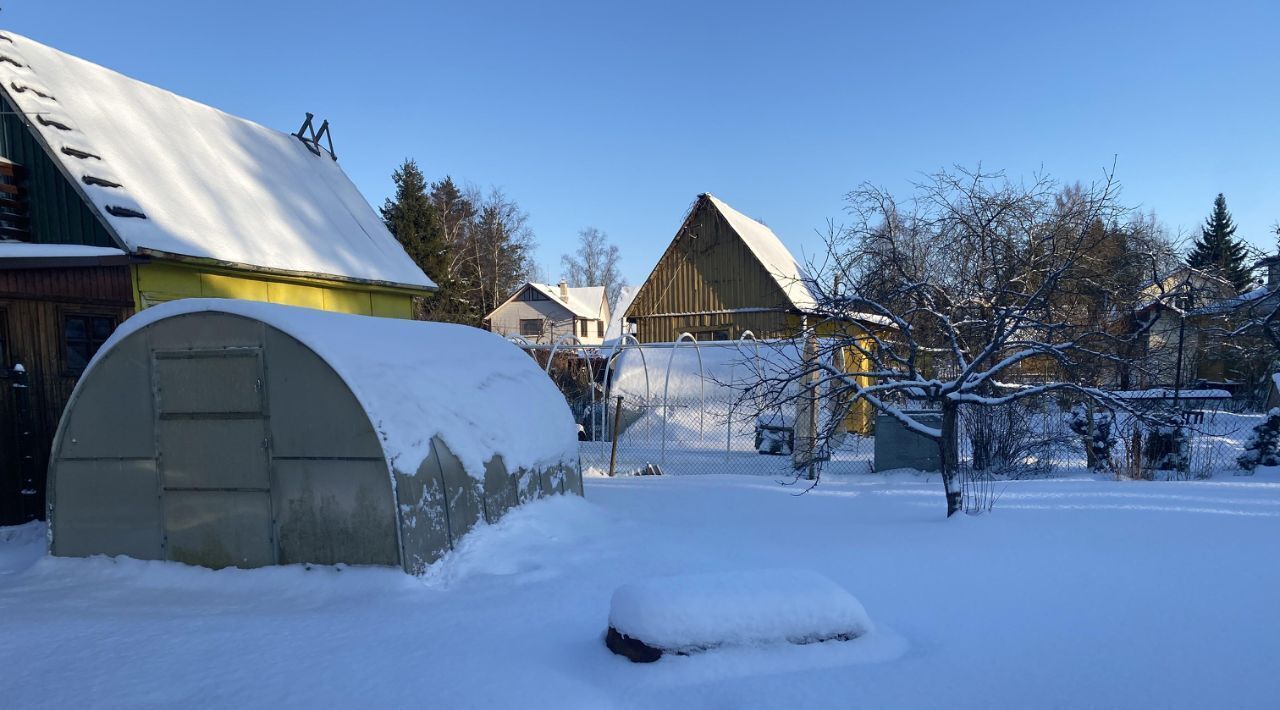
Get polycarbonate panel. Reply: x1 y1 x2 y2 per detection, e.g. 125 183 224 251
158 418 269 489
52 459 161 560
163 490 273 569
154 350 263 415
272 459 399 566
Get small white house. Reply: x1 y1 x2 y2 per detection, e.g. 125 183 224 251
487 281 610 345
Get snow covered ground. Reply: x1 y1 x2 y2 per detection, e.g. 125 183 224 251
4 472 1280 708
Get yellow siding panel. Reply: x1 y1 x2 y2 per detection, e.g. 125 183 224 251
133 261 419 319
323 289 372 315
200 272 269 301
370 292 413 319
267 281 326 310
136 263 201 297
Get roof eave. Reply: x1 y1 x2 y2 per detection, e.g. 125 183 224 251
135 248 438 294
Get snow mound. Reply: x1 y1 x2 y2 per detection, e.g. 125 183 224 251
607 569 872 661
420 495 613 588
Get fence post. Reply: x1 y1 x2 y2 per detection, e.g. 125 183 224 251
608 396 624 477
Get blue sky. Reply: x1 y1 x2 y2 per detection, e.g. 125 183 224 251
7 1 1279 285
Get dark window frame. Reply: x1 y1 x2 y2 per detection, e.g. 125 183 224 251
519 318 544 337
61 310 116 376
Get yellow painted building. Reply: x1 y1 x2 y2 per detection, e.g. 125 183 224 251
0 31 434 523
0 31 437 323
132 261 419 320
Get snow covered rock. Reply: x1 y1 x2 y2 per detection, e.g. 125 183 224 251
606 569 872 662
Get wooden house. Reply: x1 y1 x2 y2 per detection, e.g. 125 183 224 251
486 281 610 346
625 193 822 342
0 32 435 523
625 193 882 434
1131 267 1245 390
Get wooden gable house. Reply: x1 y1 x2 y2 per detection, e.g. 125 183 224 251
0 31 435 523
625 193 819 343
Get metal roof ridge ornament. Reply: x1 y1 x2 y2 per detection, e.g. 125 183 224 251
293 112 336 161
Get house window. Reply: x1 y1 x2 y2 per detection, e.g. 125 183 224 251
580 319 588 337
597 320 604 338
63 313 115 374
520 288 548 302
519 318 543 337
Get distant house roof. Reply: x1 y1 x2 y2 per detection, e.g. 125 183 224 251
703 194 817 311
604 285 639 341
0 31 434 291
490 282 608 321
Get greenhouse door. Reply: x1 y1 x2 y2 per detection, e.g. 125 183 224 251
152 347 275 568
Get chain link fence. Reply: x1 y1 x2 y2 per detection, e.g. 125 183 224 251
521 337 1264 481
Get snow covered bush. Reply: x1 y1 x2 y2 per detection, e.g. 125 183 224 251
1237 408 1280 472
965 399 1069 478
1146 424 1189 475
1067 404 1118 472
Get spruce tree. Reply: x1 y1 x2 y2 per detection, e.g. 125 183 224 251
381 159 447 285
1186 193 1252 291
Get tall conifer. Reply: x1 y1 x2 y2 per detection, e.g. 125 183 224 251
1187 193 1251 291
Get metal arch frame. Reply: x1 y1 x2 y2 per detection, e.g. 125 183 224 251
723 331 763 458
603 334 651 402
601 335 652 447
543 333 599 441
661 332 705 464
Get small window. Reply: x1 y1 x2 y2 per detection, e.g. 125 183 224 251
579 319 588 337
64 313 115 374
597 320 604 338
520 288 548 302
519 318 543 337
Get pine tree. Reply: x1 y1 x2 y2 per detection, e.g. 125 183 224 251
381 159 448 285
1186 193 1252 292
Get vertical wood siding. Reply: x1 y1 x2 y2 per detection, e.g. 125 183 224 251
0 265 134 522
627 196 796 343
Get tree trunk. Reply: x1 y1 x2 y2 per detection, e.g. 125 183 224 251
939 404 962 517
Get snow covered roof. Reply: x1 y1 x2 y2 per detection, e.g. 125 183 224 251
0 32 434 290
0 240 125 261
704 194 817 311
89 300 577 479
1108 388 1231 400
496 282 607 320
604 285 639 341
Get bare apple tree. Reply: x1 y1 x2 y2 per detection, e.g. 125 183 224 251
743 166 1178 516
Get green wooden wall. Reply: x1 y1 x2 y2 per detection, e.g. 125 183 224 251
0 93 117 248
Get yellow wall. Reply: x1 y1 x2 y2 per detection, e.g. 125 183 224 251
132 262 417 319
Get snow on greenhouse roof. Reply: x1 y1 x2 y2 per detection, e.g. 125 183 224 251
704 194 817 311
90 300 577 479
0 32 434 290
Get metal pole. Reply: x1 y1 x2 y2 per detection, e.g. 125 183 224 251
608 396 624 477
